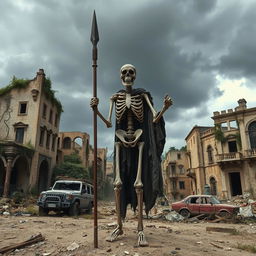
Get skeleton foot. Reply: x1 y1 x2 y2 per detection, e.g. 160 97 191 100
137 231 148 247
106 226 124 242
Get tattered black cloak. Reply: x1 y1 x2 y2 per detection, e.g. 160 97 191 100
114 88 166 218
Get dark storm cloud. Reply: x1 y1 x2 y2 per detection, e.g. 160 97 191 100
0 0 255 150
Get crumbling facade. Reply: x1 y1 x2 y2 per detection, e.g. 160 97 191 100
0 69 62 196
186 99 256 199
162 150 192 201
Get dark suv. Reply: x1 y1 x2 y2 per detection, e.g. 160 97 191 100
37 180 93 216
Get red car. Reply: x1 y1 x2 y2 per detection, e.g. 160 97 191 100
171 195 239 218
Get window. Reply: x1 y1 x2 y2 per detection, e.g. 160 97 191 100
210 177 217 195
46 132 51 149
178 164 184 174
249 121 256 149
54 113 58 127
177 153 181 159
39 128 45 146
51 135 56 151
207 145 213 164
179 181 185 190
63 137 71 149
49 109 53 123
19 102 27 115
15 128 24 143
228 140 237 152
170 164 176 175
42 104 47 119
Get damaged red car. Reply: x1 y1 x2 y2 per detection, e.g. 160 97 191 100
171 195 239 218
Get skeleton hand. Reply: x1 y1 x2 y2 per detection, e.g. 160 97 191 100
106 120 112 128
163 95 172 110
90 97 99 109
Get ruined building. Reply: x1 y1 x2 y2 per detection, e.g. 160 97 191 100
0 69 62 196
162 150 192 201
57 131 90 168
186 99 256 199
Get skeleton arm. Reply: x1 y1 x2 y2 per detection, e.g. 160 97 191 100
143 93 172 123
90 95 116 128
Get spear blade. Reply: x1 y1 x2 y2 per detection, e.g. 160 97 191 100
90 11 99 46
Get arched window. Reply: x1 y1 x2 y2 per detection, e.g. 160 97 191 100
210 177 217 195
207 145 213 164
63 137 71 149
248 121 256 149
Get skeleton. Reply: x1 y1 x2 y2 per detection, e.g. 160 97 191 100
90 64 172 246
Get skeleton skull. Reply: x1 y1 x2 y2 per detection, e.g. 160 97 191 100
120 64 136 87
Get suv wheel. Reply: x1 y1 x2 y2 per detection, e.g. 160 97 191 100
38 206 49 216
69 202 80 216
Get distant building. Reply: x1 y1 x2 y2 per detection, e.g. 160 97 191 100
0 69 62 196
162 149 192 201
186 99 256 199
57 131 90 168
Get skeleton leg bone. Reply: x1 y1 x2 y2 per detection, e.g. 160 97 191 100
134 142 148 247
106 142 123 242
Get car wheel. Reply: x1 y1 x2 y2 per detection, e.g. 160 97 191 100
86 202 93 214
218 211 231 218
179 209 191 218
38 206 49 216
69 202 80 217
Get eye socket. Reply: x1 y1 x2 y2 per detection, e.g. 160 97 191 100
128 69 134 75
122 70 127 75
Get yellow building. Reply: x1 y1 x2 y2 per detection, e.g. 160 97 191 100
0 69 62 196
186 99 256 199
162 149 192 201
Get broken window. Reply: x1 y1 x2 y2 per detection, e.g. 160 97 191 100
228 140 237 152
63 137 71 149
179 181 185 190
230 120 238 130
39 128 45 146
49 109 53 123
46 132 51 149
190 197 200 204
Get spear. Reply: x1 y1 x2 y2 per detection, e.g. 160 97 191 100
90 10 99 249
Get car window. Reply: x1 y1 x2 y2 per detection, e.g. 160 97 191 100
87 185 90 194
190 197 200 204
82 184 86 192
201 197 211 204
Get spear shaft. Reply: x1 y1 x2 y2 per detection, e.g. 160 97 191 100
90 10 99 249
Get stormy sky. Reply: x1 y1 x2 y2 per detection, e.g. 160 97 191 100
1 0 256 155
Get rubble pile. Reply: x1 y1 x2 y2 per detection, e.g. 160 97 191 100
0 196 38 216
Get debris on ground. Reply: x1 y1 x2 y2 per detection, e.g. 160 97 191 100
0 233 45 254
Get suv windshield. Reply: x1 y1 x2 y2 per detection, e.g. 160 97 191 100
53 182 81 191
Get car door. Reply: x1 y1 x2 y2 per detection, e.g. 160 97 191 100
187 196 200 214
199 196 215 214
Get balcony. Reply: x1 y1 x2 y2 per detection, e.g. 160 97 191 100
244 149 256 159
216 152 243 167
169 172 178 180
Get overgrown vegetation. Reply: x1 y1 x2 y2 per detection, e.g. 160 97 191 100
52 152 90 181
0 76 63 115
43 77 63 114
214 124 227 143
0 76 30 96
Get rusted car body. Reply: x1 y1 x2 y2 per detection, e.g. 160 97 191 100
171 195 239 218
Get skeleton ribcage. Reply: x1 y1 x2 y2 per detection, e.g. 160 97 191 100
115 93 144 123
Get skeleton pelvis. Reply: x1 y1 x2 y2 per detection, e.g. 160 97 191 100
115 129 143 147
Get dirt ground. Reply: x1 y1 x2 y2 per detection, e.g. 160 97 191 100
1 202 256 256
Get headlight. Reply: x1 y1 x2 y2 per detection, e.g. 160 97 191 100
39 193 46 201
66 194 74 200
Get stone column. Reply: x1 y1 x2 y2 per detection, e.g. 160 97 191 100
3 155 14 197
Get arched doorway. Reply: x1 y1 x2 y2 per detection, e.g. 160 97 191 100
248 121 256 149
74 137 83 150
38 160 49 193
10 156 30 194
209 177 217 195
0 157 6 195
